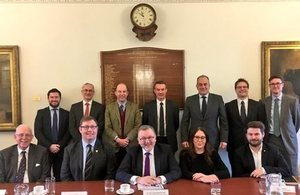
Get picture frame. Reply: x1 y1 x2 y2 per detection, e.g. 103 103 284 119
261 41 300 99
0 46 21 131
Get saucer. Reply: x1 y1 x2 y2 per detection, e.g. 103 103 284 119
29 189 48 195
116 188 134 195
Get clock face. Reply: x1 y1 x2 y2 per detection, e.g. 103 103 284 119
131 4 156 28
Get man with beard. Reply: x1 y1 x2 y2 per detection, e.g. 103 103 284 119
34 88 70 181
232 121 290 178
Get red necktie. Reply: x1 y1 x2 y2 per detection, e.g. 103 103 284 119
84 103 90 116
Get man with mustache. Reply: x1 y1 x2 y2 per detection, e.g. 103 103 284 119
232 121 290 178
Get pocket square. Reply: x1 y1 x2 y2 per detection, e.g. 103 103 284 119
35 163 40 167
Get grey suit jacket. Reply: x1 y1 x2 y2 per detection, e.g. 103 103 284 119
261 94 300 175
142 99 179 152
181 93 229 148
69 100 105 140
116 143 181 184
0 144 50 183
103 101 142 152
60 139 116 181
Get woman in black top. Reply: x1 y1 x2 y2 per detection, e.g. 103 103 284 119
179 127 230 183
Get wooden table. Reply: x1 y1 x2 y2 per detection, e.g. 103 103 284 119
1 178 299 195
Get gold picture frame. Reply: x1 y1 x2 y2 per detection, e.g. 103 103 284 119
261 41 300 99
0 46 21 131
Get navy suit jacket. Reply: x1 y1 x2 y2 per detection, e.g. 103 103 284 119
116 143 181 184
69 101 105 140
34 107 71 156
232 143 291 177
0 144 50 183
60 139 116 181
181 93 229 148
142 99 179 152
225 99 268 154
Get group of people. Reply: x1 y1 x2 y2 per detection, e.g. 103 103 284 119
0 74 299 185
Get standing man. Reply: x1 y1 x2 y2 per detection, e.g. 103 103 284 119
225 78 267 165
34 88 70 181
116 125 181 185
181 75 229 149
261 75 300 176
69 83 105 141
0 124 50 183
142 81 179 153
103 83 142 168
60 116 116 181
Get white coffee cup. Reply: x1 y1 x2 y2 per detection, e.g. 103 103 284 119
33 185 44 195
120 184 130 193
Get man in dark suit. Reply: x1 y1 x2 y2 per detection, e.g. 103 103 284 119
69 83 105 141
61 116 115 181
116 125 181 185
232 121 290 178
261 75 300 176
225 78 268 165
181 75 229 149
0 124 50 183
142 81 179 153
34 88 71 181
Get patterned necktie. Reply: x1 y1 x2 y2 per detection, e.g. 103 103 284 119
52 108 58 142
144 152 150 176
84 103 90 116
273 98 280 136
15 151 26 183
84 144 93 180
201 96 207 117
159 102 165 136
240 101 246 122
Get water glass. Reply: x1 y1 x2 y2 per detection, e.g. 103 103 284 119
45 177 56 195
14 183 29 195
258 178 267 194
210 181 221 195
104 179 114 192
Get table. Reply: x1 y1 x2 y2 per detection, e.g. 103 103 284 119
1 178 299 195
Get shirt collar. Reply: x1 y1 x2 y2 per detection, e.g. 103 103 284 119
82 139 96 148
83 100 93 105
142 148 154 156
156 99 166 105
49 106 60 110
199 93 209 98
272 94 282 101
238 98 248 104
17 145 30 154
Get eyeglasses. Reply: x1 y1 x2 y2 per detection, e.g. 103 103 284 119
80 126 98 130
15 133 33 138
194 136 206 141
82 89 94 93
269 82 283 86
139 136 155 142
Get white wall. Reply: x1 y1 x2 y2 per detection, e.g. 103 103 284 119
0 2 300 149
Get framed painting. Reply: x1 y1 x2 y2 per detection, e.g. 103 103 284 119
0 46 21 131
261 41 300 99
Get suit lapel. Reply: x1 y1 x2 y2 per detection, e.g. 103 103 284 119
154 145 160 176
261 145 268 166
137 147 143 176
245 146 256 170
28 145 36 182
12 146 19 180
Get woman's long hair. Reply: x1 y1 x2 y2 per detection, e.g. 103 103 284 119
187 127 215 167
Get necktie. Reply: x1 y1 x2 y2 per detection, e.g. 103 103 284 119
84 103 90 117
119 104 124 113
119 104 125 138
240 101 246 122
52 108 58 142
201 96 207 117
159 102 165 136
15 151 26 183
144 152 150 176
273 98 280 136
84 144 93 180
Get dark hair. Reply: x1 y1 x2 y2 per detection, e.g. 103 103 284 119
234 78 249 89
247 121 265 134
79 116 98 126
153 80 167 89
47 88 61 98
187 127 214 167
138 125 156 135
268 75 284 82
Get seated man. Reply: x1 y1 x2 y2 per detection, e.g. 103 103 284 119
232 121 291 178
116 125 181 186
61 116 116 181
0 124 50 183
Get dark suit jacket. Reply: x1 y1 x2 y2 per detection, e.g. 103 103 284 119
142 99 179 153
0 144 50 183
181 93 229 148
232 143 291 177
69 101 105 140
34 107 71 156
225 99 268 157
116 143 181 184
60 139 116 181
